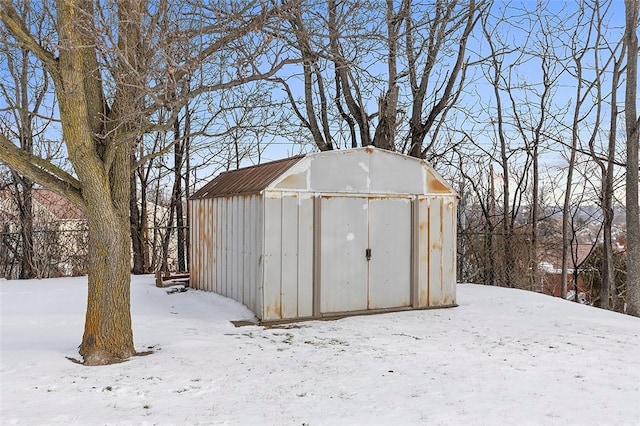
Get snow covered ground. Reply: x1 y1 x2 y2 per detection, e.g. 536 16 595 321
1 275 639 426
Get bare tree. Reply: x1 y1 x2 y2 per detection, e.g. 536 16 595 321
584 0 626 309
559 1 606 299
0 0 292 365
270 0 485 157
0 2 55 279
406 0 485 159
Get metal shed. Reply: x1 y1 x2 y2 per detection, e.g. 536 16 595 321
189 146 457 322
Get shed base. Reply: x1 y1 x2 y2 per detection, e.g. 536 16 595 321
231 303 458 328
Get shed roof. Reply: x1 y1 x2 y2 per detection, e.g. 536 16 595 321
191 147 456 199
191 155 305 199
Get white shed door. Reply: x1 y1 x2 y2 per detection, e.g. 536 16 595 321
320 197 369 313
368 198 411 309
320 196 411 314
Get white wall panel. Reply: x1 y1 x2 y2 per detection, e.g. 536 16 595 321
428 198 444 306
368 197 412 309
442 197 457 305
320 196 369 313
416 197 430 307
281 194 299 318
263 195 282 320
297 195 314 317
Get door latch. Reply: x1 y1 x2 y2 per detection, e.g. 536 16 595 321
365 248 372 261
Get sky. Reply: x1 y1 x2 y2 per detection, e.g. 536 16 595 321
0 0 636 199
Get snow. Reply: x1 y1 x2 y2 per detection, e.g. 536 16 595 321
1 276 639 425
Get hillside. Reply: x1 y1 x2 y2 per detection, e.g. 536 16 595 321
1 276 639 425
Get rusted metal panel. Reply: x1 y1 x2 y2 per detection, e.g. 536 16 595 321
281 194 299 318
273 170 308 190
428 198 444 306
263 195 282 320
442 198 457 305
368 197 412 309
320 196 369 313
297 194 314 317
191 197 217 292
426 168 455 194
190 194 265 313
190 156 305 199
417 196 429 308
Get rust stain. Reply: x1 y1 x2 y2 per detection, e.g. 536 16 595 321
427 169 451 193
258 255 263 265
276 172 306 189
419 289 428 306
419 220 428 231
266 301 282 319
430 297 445 307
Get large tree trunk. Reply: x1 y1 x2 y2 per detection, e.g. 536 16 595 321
80 202 135 365
624 0 640 316
56 0 136 363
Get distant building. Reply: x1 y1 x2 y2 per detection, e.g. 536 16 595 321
0 189 88 278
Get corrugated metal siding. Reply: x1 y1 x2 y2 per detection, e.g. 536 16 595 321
190 147 457 321
413 195 458 308
190 197 217 293
261 191 314 321
263 194 282 320
442 198 457 305
280 194 299 318
189 194 262 314
416 197 430 307
428 197 444 306
297 194 314 317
